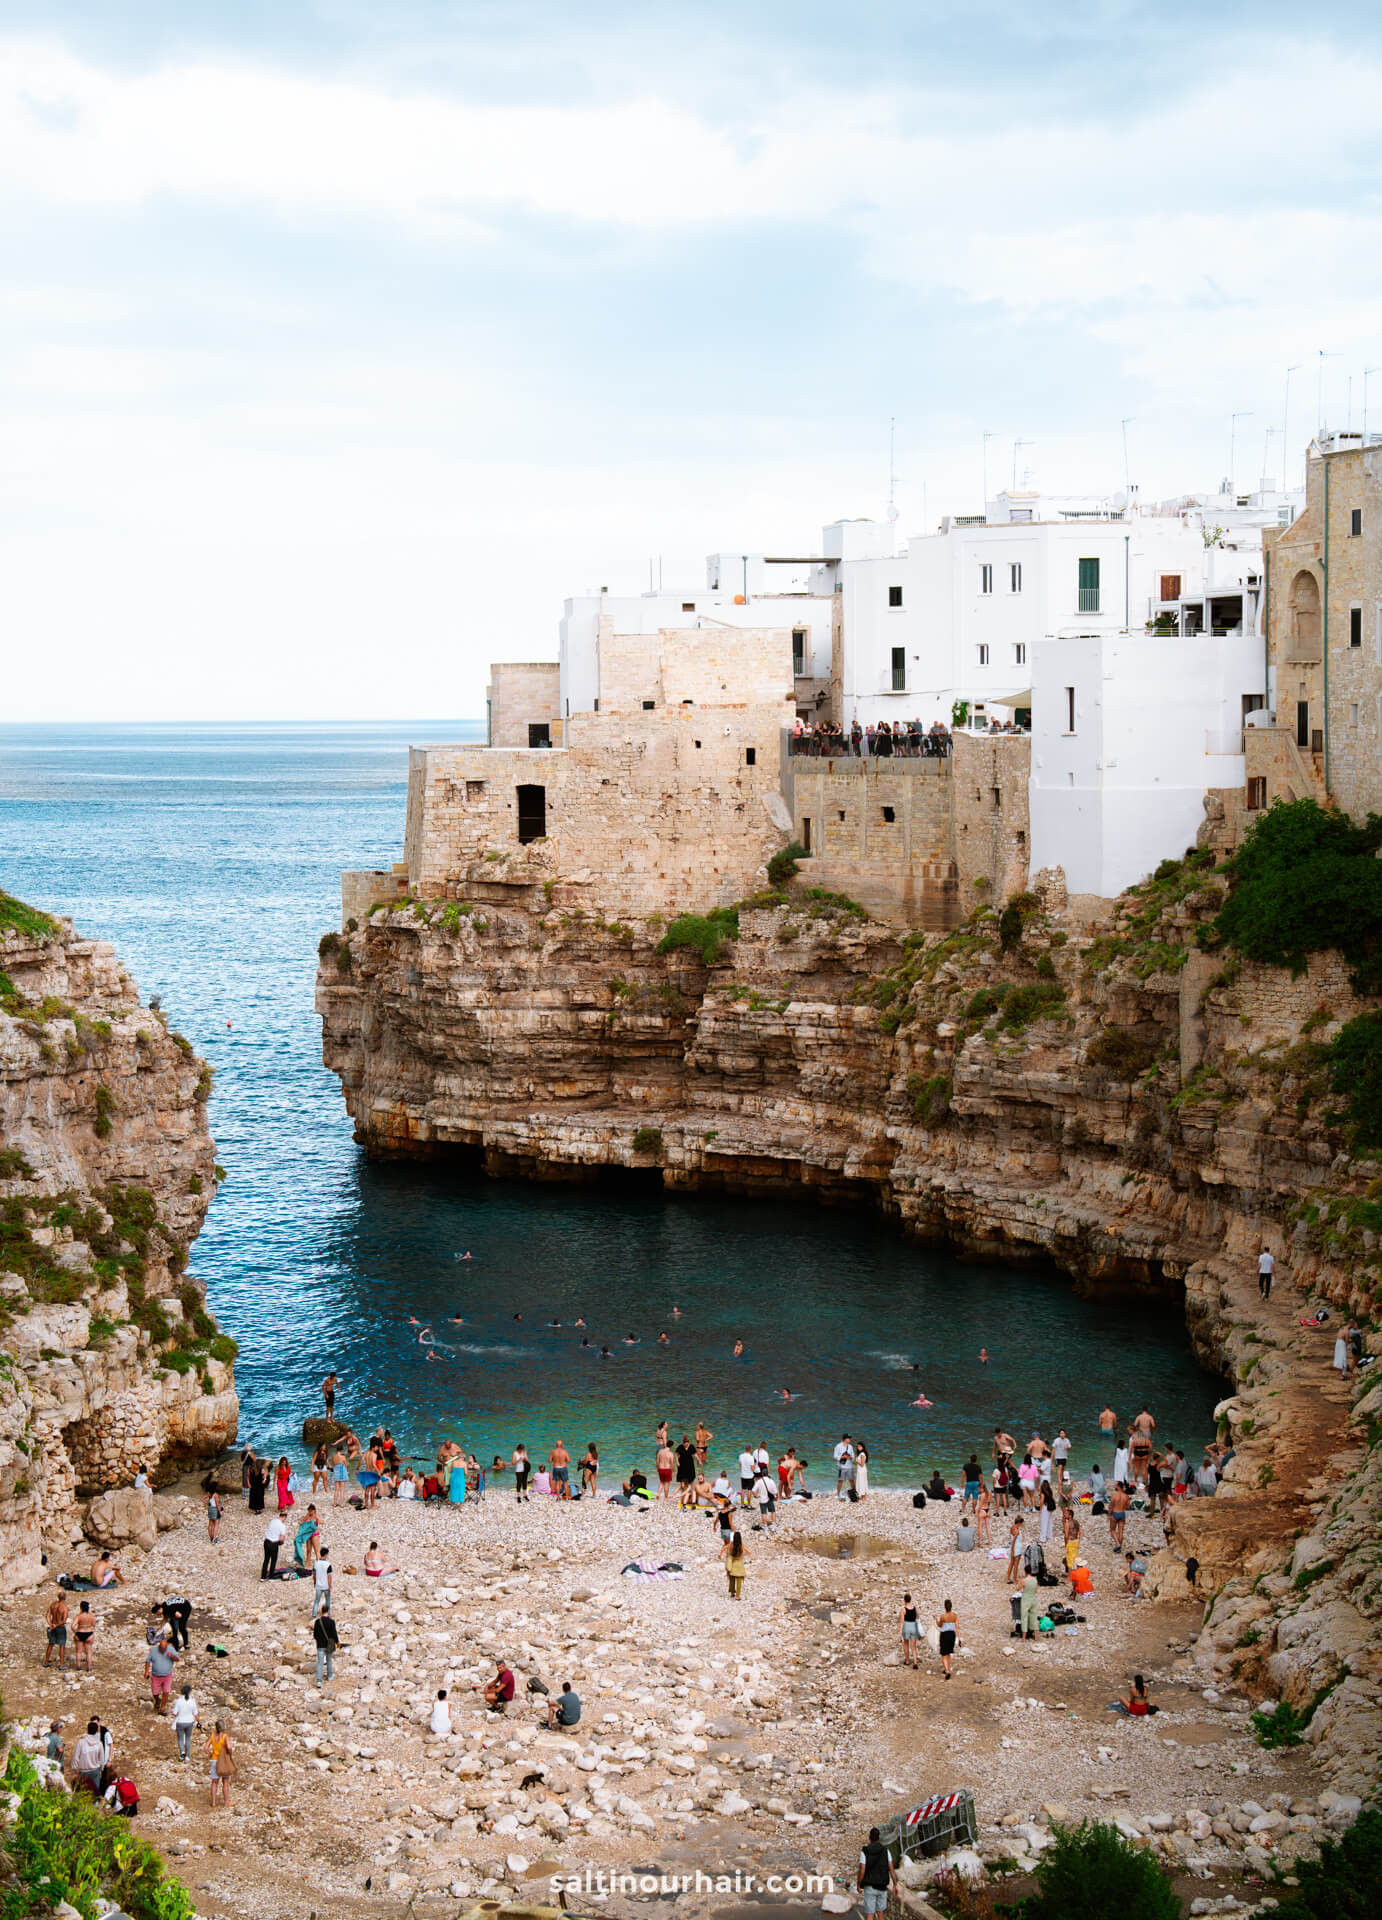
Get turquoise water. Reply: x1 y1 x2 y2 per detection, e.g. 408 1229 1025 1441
0 724 1224 1486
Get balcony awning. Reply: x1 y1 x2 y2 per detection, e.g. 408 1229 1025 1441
985 688 1032 707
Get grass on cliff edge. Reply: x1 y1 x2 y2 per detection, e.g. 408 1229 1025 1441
0 891 58 941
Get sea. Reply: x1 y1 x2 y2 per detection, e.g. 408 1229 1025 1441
0 723 1224 1487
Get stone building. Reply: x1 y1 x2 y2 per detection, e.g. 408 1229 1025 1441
486 662 562 748
345 623 797 924
790 734 1030 926
1243 434 1382 824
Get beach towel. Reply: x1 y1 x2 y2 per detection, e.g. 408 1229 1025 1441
620 1558 686 1580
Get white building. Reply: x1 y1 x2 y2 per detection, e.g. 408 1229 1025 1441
558 520 892 724
1027 626 1264 898
837 483 1299 735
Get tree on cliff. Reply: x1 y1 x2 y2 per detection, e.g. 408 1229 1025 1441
1209 799 1382 992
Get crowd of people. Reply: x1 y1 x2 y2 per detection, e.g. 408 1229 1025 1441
789 718 955 757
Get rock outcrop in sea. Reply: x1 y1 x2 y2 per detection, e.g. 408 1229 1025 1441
0 894 237 1590
318 858 1382 1794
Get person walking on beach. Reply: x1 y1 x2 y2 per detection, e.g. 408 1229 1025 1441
512 1442 531 1503
900 1592 921 1667
44 1593 68 1670
1019 1572 1039 1640
656 1440 675 1501
275 1455 294 1512
310 1443 329 1495
207 1721 234 1809
1258 1247 1274 1300
206 1488 221 1542
549 1438 571 1500
145 1629 179 1714
171 1685 199 1761
313 1599 339 1686
738 1444 757 1508
312 1550 332 1617
330 1443 348 1507
721 1529 749 1600
579 1443 599 1496
936 1599 959 1679
975 1478 992 1547
857 1827 899 1916
1109 1480 1130 1552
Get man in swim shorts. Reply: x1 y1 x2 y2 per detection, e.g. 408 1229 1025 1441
549 1439 571 1500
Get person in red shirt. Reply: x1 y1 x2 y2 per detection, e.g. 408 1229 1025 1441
479 1663 515 1712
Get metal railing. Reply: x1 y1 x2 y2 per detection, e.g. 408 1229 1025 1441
1078 587 1101 613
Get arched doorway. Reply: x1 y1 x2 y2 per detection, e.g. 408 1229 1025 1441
1289 569 1321 658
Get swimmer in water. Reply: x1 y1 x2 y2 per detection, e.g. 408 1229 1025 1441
513 1313 522 1323
548 1319 562 1328
671 1306 681 1317
911 1393 933 1408
580 1337 590 1348
600 1345 612 1359
573 1317 586 1328
657 1331 669 1345
780 1387 793 1401
451 1313 464 1323
623 1334 640 1346
732 1340 744 1357
418 1327 433 1344
978 1347 989 1364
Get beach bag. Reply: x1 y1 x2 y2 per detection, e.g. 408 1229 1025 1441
214 1745 236 1779
912 1491 927 1510
847 1486 859 1504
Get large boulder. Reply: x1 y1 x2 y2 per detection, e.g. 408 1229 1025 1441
302 1417 349 1449
84 1485 156 1552
201 1457 245 1494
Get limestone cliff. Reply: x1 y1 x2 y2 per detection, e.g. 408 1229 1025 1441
318 867 1382 1791
0 896 238 1591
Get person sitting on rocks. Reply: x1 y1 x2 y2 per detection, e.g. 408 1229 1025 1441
925 1469 951 1502
545 1681 581 1730
480 1662 516 1713
363 1541 399 1578
91 1551 124 1588
1123 1551 1147 1597
1069 1559 1094 1597
1111 1674 1156 1716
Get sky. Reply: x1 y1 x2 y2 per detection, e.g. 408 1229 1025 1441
4 0 1382 721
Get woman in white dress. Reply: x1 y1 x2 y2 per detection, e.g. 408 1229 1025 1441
854 1444 870 1502
1333 1332 1348 1378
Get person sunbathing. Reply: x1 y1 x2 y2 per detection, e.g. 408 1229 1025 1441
90 1553 124 1587
363 1542 400 1577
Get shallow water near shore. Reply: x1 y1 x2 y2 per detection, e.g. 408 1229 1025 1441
0 723 1225 1484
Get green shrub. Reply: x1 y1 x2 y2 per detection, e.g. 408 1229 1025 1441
767 841 808 887
334 943 353 974
318 930 340 958
631 1126 663 1155
1253 1699 1304 1747
905 1073 952 1123
187 1173 202 1196
194 1066 214 1102
209 1333 239 1364
964 984 1010 1024
1087 1025 1162 1079
0 1147 33 1180
1326 1012 1382 1149
657 908 739 965
160 1347 195 1374
1271 1806 1382 1919
93 1083 114 1138
1035 952 1056 979
998 903 1024 951
3 1746 197 1919
999 980 1066 1030
86 1314 117 1347
1211 799 1382 989
1009 1819 1179 1920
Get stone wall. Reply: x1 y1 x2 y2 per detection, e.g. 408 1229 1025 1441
487 662 562 747
342 864 409 927
597 619 793 713
790 733 1031 928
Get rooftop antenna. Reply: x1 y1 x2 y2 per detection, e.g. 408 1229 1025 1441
887 417 899 535
1283 363 1302 490
1120 417 1134 495
1229 412 1253 496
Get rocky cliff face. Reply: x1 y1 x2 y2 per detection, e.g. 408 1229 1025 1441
318 865 1382 1791
0 897 238 1591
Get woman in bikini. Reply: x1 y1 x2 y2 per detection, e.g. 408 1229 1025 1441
73 1599 97 1672
310 1444 329 1496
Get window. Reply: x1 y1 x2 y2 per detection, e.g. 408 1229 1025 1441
881 806 896 823
1078 557 1100 612
1351 606 1363 648
642 699 655 710
1014 643 1026 665
792 627 807 675
592 698 599 712
891 646 906 691
980 564 993 595
838 810 845 821
1009 562 1022 593
465 780 485 800
1247 776 1267 811
1351 508 1362 537
801 817 812 852
516 783 546 844
1160 573 1181 601
991 788 1002 811
694 739 702 749
527 722 551 748
682 602 695 612
1064 686 1076 732
888 584 903 607
977 644 990 665
1350 702 1360 726
745 747 757 766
